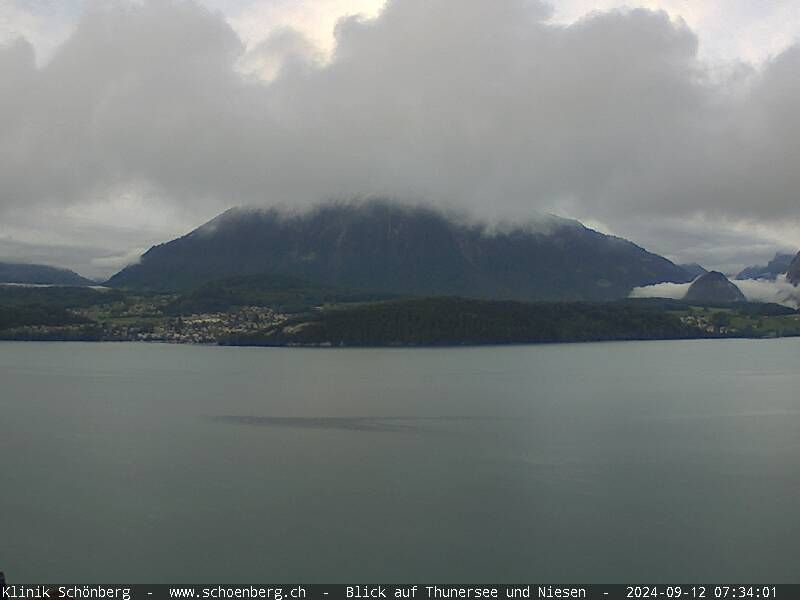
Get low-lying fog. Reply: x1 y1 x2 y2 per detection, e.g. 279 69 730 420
631 275 800 308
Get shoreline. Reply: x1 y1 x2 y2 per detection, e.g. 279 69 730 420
1 331 798 348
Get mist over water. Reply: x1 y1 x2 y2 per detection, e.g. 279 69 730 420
1 340 799 582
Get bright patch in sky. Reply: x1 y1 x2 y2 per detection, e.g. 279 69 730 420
5 1 799 66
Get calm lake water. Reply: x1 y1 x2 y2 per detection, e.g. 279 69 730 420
1 339 799 583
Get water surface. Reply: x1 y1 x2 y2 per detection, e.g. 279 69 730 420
1 339 798 582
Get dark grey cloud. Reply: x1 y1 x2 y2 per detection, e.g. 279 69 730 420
0 0 798 277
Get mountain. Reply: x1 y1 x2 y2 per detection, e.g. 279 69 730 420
788 252 800 286
0 262 94 286
108 200 693 301
736 252 795 280
684 271 746 304
679 263 708 279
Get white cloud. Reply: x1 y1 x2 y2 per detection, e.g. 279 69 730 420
0 1 77 64
224 0 385 56
736 276 800 308
90 247 145 271
551 0 800 65
630 281 692 300
631 275 800 308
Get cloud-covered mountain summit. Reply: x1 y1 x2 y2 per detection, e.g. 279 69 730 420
108 200 692 300
737 253 796 281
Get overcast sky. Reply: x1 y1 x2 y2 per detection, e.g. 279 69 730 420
1 0 799 279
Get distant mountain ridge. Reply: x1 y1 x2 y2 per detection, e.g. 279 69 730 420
0 262 94 286
108 200 693 301
736 253 795 281
679 263 708 279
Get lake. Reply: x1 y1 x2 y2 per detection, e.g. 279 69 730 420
1 339 798 583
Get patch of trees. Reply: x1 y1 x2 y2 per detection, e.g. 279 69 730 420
222 297 703 347
0 305 88 330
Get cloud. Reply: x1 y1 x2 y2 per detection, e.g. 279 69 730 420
630 281 692 300
601 216 799 275
224 0 385 56
736 276 800 308
0 0 79 64
90 247 145 271
631 275 800 308
551 0 800 65
1 0 800 275
236 27 323 80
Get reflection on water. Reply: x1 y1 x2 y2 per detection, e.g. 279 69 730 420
210 415 509 432
211 415 418 432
